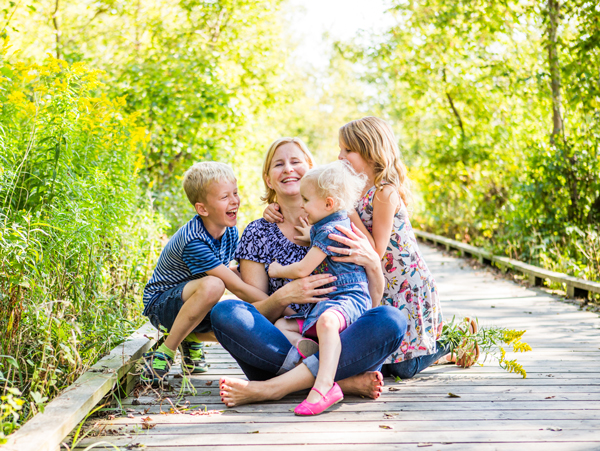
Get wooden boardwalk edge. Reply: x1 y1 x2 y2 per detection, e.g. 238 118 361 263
413 229 600 300
3 322 158 451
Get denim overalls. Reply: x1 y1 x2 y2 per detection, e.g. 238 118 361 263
287 210 372 334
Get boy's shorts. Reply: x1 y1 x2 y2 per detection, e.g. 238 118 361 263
145 281 213 334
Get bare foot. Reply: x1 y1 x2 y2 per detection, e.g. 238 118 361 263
337 371 383 399
219 377 278 407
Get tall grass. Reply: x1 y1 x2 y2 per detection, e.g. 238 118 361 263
0 40 165 440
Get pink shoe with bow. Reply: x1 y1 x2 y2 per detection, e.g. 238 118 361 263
294 382 344 416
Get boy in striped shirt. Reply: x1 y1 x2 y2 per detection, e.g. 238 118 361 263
141 162 268 383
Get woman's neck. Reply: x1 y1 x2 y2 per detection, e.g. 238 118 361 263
277 194 305 226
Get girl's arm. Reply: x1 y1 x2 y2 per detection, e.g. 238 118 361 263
269 247 327 279
348 210 375 249
263 202 284 223
371 185 400 258
207 264 269 303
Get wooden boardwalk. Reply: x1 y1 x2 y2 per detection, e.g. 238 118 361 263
76 243 600 450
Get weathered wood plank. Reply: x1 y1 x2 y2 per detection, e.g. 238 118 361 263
4 323 158 451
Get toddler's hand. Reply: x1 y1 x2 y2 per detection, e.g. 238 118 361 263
293 216 311 243
263 203 284 223
268 261 283 277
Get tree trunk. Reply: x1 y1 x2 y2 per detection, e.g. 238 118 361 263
547 0 562 142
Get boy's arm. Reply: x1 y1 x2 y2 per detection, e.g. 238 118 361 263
268 247 327 279
206 264 268 303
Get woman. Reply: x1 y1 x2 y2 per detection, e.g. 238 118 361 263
210 137 407 406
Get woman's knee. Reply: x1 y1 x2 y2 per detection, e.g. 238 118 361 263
211 299 249 331
376 306 407 337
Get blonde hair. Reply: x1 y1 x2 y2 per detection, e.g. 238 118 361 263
261 137 314 204
183 161 236 205
339 116 412 207
302 161 367 211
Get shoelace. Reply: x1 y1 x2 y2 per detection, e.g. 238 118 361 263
152 358 168 370
188 345 204 360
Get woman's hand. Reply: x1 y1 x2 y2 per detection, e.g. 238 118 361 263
263 203 284 223
293 216 311 243
328 222 380 270
275 274 337 306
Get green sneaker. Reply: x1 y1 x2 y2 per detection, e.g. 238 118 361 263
180 341 208 373
140 351 173 384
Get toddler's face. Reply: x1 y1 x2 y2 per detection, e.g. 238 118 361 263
300 181 329 225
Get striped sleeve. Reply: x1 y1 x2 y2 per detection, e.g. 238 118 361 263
182 239 223 275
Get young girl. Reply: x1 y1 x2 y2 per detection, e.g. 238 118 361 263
265 117 450 376
338 116 445 371
268 160 374 415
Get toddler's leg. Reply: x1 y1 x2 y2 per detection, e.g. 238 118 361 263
306 309 342 404
274 318 303 347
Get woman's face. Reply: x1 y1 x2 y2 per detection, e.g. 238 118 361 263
265 143 310 198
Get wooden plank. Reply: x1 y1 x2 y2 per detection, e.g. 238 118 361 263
413 229 600 296
4 322 158 451
72 444 600 451
74 430 600 446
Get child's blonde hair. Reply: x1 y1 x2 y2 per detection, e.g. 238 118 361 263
261 137 314 204
183 161 236 205
339 116 411 207
302 161 367 211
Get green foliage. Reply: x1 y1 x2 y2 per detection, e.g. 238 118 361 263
348 0 599 285
0 43 165 424
440 317 532 378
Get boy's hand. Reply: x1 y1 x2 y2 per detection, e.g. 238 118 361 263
263 203 284 223
293 216 311 243
268 261 284 278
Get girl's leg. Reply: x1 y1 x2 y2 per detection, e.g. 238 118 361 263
274 318 303 348
306 310 342 403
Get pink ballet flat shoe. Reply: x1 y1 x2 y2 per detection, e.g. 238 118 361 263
294 383 344 416
297 338 319 359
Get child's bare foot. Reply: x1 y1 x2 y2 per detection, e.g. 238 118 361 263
338 371 383 399
219 377 279 407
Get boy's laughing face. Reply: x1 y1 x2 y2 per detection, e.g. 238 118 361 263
196 179 240 229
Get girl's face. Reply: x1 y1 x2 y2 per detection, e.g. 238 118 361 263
266 143 310 199
300 180 330 225
338 137 370 176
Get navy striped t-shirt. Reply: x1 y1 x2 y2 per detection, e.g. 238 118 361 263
142 215 238 314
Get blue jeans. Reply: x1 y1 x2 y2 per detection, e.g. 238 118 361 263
381 341 451 379
211 299 407 381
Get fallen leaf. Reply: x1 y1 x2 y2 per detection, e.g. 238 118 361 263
127 413 135 419
141 416 153 423
389 387 401 392
545 396 555 399
107 415 116 420
249 430 260 434
383 413 398 419
447 393 461 398
491 305 496 308
547 427 562 431
141 422 156 430
379 425 393 429
205 381 213 386
417 443 433 447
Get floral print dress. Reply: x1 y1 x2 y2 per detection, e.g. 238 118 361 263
357 185 443 363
